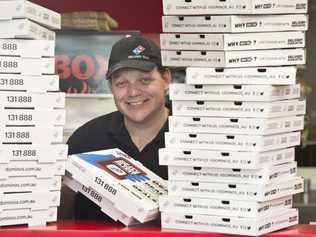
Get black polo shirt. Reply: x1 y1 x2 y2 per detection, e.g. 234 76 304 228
66 110 169 220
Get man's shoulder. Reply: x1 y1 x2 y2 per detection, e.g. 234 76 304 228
78 110 121 133
66 111 122 154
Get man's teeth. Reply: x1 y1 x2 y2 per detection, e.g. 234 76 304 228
129 101 143 105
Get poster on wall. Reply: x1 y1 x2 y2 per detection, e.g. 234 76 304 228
55 31 140 94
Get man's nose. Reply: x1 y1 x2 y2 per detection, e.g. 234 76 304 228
126 83 142 96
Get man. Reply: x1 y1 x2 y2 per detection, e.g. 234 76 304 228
67 35 172 219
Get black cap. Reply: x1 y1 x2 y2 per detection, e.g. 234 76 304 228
106 35 162 79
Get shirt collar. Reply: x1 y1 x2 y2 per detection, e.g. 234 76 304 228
108 111 126 139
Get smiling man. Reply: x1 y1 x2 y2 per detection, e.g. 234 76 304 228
67 35 172 220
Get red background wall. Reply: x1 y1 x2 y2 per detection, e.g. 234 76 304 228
32 0 163 33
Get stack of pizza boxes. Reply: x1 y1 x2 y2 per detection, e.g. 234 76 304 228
65 148 168 225
0 0 68 227
159 0 308 235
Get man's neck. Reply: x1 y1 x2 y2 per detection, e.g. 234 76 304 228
124 107 169 152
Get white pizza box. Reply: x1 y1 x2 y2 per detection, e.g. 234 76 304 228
0 191 60 211
66 148 168 223
162 14 308 33
0 56 55 75
168 115 304 135
0 0 61 29
165 131 301 152
0 92 65 109
0 160 65 179
0 74 59 92
169 83 300 102
168 162 297 184
0 19 55 40
160 32 305 51
0 39 54 58
161 208 298 236
63 176 140 226
163 0 308 15
0 108 65 126
0 176 61 193
66 171 164 224
159 195 293 218
168 176 303 201
172 99 306 118
0 207 57 227
185 66 297 85
0 144 68 163
159 147 295 169
0 126 63 144
162 48 305 68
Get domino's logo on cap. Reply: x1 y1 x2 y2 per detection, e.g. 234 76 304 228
132 45 145 55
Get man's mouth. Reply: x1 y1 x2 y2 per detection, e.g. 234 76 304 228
127 99 149 106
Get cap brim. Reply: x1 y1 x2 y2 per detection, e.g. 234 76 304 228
106 59 157 79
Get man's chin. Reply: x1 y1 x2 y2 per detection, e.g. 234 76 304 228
124 112 151 124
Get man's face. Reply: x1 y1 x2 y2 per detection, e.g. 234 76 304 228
109 68 171 124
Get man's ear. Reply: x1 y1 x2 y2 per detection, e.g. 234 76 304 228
108 79 113 92
162 68 172 85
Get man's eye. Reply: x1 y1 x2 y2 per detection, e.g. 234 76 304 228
115 81 127 88
141 77 153 85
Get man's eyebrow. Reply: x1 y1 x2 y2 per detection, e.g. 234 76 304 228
138 74 151 78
